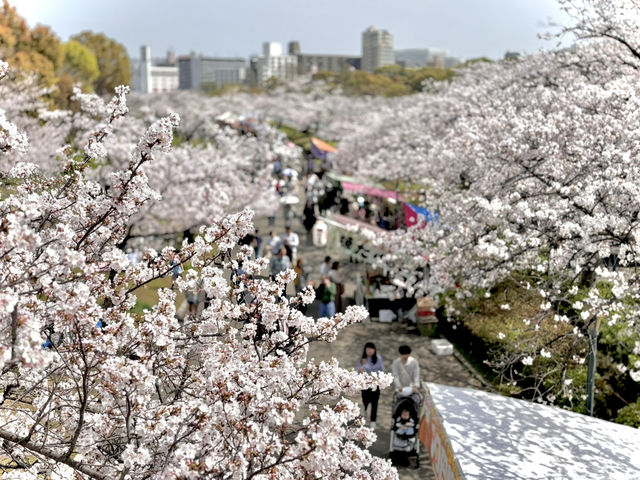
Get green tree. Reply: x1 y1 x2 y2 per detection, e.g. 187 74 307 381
61 40 99 89
343 70 411 97
407 67 457 91
374 64 412 84
8 50 57 85
71 30 131 94
0 0 58 86
375 65 456 93
29 24 63 71
312 65 455 96
0 0 30 58
459 57 494 68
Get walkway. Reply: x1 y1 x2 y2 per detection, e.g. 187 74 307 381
254 195 484 479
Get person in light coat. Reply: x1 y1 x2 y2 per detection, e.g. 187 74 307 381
391 345 421 399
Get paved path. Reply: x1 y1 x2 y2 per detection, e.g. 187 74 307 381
308 321 483 479
254 193 485 479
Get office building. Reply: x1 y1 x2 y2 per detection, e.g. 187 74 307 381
288 41 359 74
251 42 297 86
361 27 394 72
133 46 179 94
395 48 461 69
395 49 431 68
178 54 247 90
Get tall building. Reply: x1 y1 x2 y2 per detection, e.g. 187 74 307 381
288 41 301 56
288 41 360 75
177 54 247 90
132 46 179 94
252 42 297 86
361 27 394 72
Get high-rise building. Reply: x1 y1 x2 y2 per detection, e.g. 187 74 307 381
177 54 247 90
288 41 301 56
251 42 297 86
361 27 394 72
132 46 179 94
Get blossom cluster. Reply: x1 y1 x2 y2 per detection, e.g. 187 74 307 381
335 0 640 401
0 65 396 479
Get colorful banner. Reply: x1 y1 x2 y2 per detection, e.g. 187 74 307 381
404 202 438 227
419 387 466 480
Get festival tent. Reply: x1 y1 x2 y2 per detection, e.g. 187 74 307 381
311 137 337 160
419 382 640 480
324 212 386 234
341 181 403 201
320 212 386 265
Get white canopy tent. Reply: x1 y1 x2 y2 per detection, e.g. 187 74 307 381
419 382 640 480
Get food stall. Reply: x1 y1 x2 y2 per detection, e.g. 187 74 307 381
320 212 409 319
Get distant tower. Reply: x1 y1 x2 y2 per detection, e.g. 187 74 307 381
288 41 301 55
166 50 176 65
361 27 394 72
139 45 152 93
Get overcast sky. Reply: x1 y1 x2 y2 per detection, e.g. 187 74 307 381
14 0 569 60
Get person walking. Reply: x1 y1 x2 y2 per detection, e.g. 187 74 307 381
266 231 281 261
293 258 311 295
357 342 384 429
269 247 291 279
391 345 422 404
281 226 299 263
252 229 263 258
272 155 282 176
319 256 332 277
169 253 183 289
328 261 345 313
302 200 316 245
315 275 337 318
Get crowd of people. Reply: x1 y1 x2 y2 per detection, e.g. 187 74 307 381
162 155 427 457
168 153 354 321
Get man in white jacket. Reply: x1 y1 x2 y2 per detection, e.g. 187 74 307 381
391 345 421 396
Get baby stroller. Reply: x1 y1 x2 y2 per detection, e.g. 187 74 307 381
389 389 423 468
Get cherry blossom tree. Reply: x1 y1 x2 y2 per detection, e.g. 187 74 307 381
337 0 640 404
0 60 397 480
0 75 298 244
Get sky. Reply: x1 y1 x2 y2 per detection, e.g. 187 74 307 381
13 0 569 61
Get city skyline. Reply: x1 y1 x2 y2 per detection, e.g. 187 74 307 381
14 0 569 61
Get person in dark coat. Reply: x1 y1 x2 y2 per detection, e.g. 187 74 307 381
303 200 316 245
